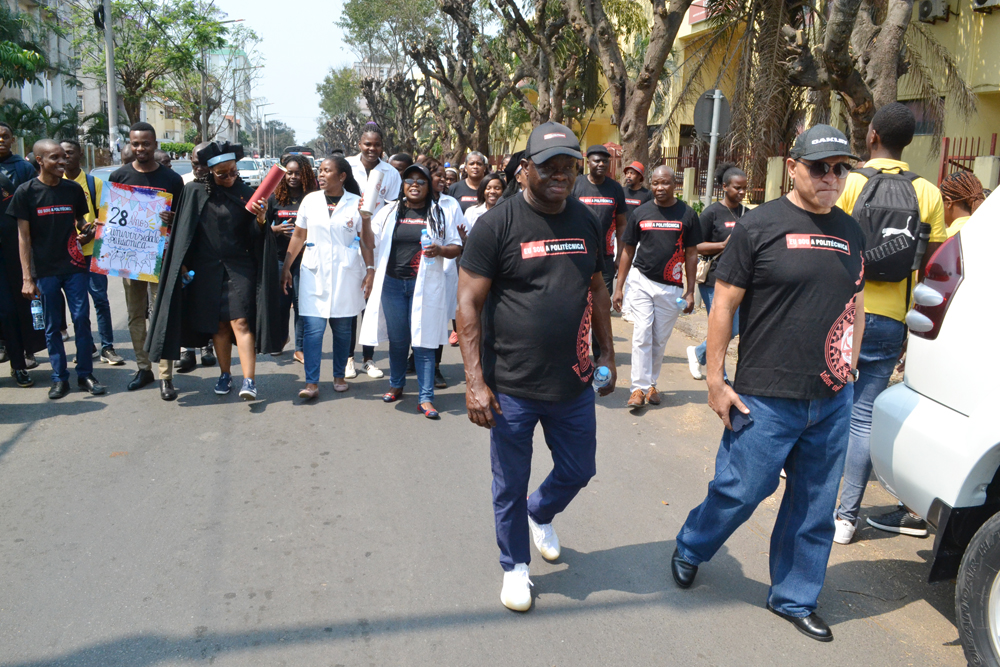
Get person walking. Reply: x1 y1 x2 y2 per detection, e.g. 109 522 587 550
109 122 184 400
463 172 505 229
623 161 652 216
456 122 616 612
612 165 699 408
832 103 947 544
360 162 462 419
146 141 281 401
448 152 488 212
686 162 747 380
281 157 374 399
940 171 985 237
10 140 106 398
672 125 865 643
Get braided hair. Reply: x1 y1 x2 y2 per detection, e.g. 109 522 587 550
274 155 318 204
940 171 985 213
361 121 384 144
395 167 446 239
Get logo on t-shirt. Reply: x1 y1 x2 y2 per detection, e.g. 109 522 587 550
460 196 477 203
639 220 682 231
520 239 587 259
276 210 297 218
67 234 86 269
625 198 641 206
821 299 856 390
572 291 594 383
785 233 850 254
725 221 736 228
37 205 74 216
578 196 616 207
400 217 426 225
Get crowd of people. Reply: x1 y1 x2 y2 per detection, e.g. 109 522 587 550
0 102 991 635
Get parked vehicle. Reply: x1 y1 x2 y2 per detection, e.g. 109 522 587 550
869 191 1000 665
237 158 262 187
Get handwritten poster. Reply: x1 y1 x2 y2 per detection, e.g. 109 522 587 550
90 182 172 282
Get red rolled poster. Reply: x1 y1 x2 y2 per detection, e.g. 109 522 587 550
245 163 287 212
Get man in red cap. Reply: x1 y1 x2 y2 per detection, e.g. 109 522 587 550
623 161 651 217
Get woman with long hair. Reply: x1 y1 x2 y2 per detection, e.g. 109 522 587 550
268 154 319 362
280 157 374 399
360 162 463 419
463 172 505 229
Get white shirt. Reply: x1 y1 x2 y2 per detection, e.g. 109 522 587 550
464 203 489 229
295 190 367 319
345 154 402 218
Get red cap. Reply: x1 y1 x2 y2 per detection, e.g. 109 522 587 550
625 161 645 177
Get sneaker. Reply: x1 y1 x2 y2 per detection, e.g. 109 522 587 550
363 359 384 378
686 346 705 380
621 310 634 323
91 344 100 360
201 343 217 367
867 507 928 537
344 357 358 379
500 563 533 612
528 515 561 561
239 378 257 401
100 346 125 365
10 368 33 387
214 372 233 395
449 330 459 346
24 353 38 370
833 512 856 545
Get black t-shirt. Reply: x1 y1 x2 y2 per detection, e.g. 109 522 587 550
716 196 866 400
447 180 479 212
387 206 427 279
572 175 626 256
460 194 605 402
623 199 701 287
108 162 184 209
7 178 90 277
698 201 747 287
624 187 652 217
266 193 304 261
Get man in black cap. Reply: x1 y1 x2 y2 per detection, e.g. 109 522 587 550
671 124 865 643
457 121 616 612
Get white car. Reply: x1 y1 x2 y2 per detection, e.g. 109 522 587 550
237 158 262 187
869 190 1000 665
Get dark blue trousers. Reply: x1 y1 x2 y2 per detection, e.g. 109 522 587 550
38 272 93 382
490 389 597 571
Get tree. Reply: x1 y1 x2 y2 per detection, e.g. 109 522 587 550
0 100 81 146
266 120 295 153
317 66 361 120
318 112 365 153
360 74 427 153
0 1 46 88
336 0 440 73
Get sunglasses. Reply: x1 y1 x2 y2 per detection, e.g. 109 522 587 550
404 177 428 186
796 159 852 180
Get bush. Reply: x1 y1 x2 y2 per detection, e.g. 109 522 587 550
161 141 194 156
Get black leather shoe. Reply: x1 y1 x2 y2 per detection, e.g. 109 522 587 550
127 369 155 391
78 375 106 395
767 605 833 642
160 379 177 401
175 349 196 373
10 368 33 387
671 548 698 589
201 344 216 367
48 380 70 399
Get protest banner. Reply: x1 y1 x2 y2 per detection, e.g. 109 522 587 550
90 181 172 282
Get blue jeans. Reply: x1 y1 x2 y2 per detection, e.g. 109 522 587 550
836 314 907 524
381 275 435 403
278 260 303 352
88 271 114 349
491 389 597 571
676 387 853 617
301 315 353 384
694 284 739 366
38 272 94 382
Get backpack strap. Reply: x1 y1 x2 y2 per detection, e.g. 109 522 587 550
853 167 880 179
85 174 98 218
902 171 921 183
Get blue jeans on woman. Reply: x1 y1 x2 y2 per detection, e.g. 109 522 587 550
301 315 353 384
836 313 907 524
694 283 739 366
676 387 853 617
381 275 435 403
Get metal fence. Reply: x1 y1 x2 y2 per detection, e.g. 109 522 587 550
938 134 997 185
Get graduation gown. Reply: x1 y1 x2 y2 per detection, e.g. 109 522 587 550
145 180 282 361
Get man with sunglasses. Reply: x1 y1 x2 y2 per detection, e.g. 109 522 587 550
457 122 616 612
671 125 865 643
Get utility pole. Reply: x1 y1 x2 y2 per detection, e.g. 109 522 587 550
101 0 118 160
264 112 277 158
200 49 208 142
256 103 273 157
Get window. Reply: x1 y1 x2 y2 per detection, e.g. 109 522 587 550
902 98 944 136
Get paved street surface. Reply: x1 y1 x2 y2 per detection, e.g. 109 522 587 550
0 290 964 666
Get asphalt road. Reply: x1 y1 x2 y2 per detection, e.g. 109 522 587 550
0 289 964 666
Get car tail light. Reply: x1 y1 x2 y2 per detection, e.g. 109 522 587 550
904 235 963 339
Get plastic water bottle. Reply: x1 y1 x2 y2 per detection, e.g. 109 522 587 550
182 270 195 287
593 365 611 393
420 229 435 265
675 296 688 312
30 299 44 331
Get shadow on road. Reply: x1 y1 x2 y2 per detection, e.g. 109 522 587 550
0 398 106 426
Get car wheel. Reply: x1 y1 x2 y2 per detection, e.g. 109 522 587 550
957 511 1000 667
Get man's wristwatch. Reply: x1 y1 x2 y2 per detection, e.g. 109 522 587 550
849 368 860 382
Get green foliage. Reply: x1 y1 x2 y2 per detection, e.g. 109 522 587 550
266 120 295 152
161 142 194 155
317 66 361 120
0 2 46 87
337 0 439 70
0 100 80 146
184 127 200 143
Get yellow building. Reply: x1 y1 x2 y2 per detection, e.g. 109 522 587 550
142 99 192 146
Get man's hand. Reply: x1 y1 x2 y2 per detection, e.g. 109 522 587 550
611 287 624 312
77 223 96 245
707 379 748 430
159 210 175 227
362 269 374 300
466 375 501 428
595 354 616 396
682 291 695 314
21 278 38 300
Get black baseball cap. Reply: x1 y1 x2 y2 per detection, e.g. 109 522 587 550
402 162 432 181
525 122 582 164
789 124 859 161
586 144 611 157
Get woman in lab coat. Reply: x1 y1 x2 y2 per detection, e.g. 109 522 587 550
281 157 375 400
360 162 463 419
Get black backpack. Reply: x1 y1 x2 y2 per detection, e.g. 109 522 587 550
850 167 931 283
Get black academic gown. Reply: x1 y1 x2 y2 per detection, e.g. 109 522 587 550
145 180 282 361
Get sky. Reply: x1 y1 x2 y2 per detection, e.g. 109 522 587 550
210 0 355 145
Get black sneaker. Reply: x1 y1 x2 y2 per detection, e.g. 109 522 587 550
867 508 928 537
100 346 125 365
201 343 216 367
10 368 33 387
175 349 197 373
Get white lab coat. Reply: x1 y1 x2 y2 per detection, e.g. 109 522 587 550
464 202 488 229
439 195 468 320
360 198 463 349
345 155 402 217
295 190 367 319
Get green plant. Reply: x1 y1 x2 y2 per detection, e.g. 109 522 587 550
161 141 194 155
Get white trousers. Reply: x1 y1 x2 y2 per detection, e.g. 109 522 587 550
628 267 682 392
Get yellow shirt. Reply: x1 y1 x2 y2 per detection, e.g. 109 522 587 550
64 170 103 256
837 158 946 322
947 215 970 238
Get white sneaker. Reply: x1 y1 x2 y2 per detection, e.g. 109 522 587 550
528 515 561 561
621 310 634 323
363 359 384 378
833 512 856 545
686 346 706 380
500 563 532 611
344 357 358 379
